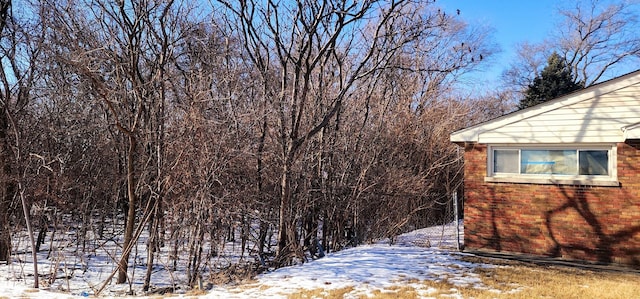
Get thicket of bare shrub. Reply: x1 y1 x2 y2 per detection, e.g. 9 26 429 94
0 0 510 292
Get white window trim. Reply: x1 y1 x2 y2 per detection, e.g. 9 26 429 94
485 144 619 187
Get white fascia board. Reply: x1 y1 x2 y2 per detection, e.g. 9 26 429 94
623 122 640 139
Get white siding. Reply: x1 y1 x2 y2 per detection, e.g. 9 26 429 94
475 82 640 144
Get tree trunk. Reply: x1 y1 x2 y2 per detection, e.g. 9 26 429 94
321 210 329 254
0 112 12 263
118 134 137 284
142 201 158 292
19 186 38 288
276 152 293 262
256 115 268 257
0 210 10 263
257 217 269 258
35 216 46 252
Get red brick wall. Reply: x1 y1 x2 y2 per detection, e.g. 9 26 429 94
463 141 640 267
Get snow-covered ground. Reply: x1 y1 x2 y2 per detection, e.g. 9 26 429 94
0 221 500 298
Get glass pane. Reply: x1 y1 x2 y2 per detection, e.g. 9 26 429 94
550 150 578 175
521 150 577 175
494 149 518 173
579 150 608 175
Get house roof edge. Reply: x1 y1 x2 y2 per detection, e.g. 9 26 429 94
450 69 640 143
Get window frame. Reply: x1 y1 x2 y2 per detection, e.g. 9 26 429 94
485 144 618 186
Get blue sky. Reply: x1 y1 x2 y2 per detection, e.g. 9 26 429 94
439 0 640 92
439 0 562 90
441 0 561 54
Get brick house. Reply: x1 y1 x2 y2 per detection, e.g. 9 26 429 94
450 70 640 267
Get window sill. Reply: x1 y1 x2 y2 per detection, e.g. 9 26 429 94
484 176 620 187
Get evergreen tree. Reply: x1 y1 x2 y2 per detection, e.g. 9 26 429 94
518 52 583 110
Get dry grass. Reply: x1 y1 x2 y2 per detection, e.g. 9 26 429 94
174 285 207 298
366 286 419 299
287 286 355 299
285 258 640 299
208 263 259 286
461 263 640 299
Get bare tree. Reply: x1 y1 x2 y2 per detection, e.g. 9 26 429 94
0 0 13 265
558 0 640 86
214 0 496 266
0 0 45 275
501 42 552 94
503 0 640 96
0 0 503 292
41 0 182 286
218 0 432 265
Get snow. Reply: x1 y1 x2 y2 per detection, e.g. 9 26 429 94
0 221 502 298
209 246 485 299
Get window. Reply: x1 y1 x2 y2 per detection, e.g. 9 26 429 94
487 145 617 186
